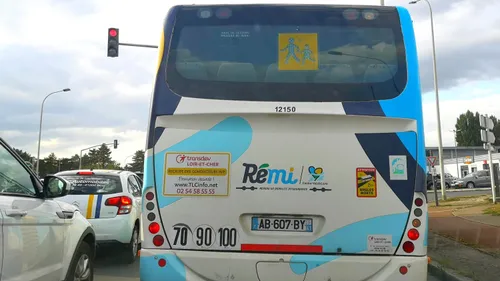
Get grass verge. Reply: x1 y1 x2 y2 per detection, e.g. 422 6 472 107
483 204 500 216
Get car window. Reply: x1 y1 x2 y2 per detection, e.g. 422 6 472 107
477 171 487 177
61 175 122 194
135 175 143 187
128 175 141 197
0 143 37 196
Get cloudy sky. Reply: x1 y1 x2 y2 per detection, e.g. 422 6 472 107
1 0 499 165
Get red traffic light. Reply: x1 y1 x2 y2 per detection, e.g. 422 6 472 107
109 29 118 37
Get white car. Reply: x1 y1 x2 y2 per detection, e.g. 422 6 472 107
55 169 142 263
0 138 95 281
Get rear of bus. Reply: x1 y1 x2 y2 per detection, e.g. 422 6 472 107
141 4 428 281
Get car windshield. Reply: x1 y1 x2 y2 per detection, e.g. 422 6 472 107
61 175 122 195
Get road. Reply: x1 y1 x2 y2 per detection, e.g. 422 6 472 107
427 188 491 202
94 246 139 281
94 248 442 281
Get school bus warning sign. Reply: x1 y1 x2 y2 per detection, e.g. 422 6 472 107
356 167 377 198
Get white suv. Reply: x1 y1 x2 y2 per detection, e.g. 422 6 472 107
55 169 142 263
0 138 95 281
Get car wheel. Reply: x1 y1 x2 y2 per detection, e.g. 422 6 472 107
124 225 139 264
445 183 451 189
466 182 475 189
66 241 93 281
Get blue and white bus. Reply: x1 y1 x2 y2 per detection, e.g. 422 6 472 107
140 4 428 281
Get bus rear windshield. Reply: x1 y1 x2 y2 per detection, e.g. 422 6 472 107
166 5 407 102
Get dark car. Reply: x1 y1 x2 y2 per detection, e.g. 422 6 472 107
426 172 454 190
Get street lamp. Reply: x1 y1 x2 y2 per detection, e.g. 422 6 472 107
409 0 446 199
451 129 461 178
35 88 71 175
123 154 134 169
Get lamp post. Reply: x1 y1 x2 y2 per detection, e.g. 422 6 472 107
124 154 134 169
409 0 446 199
36 88 71 175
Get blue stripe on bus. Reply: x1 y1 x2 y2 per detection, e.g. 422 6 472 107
152 116 253 208
147 6 182 150
95 194 103 218
379 7 426 173
355 132 416 210
290 212 408 274
140 254 186 281
342 101 385 116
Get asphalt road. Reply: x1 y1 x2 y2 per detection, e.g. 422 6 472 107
94 248 442 281
427 188 491 202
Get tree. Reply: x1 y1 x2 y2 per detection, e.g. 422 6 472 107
12 148 33 163
455 110 482 146
489 116 500 146
127 150 144 172
455 110 500 146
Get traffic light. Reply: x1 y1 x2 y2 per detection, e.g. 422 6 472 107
107 28 119 57
114 139 119 149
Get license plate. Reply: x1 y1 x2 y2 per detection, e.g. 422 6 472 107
251 217 313 232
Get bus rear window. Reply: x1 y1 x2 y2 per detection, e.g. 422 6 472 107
62 175 122 195
166 5 407 102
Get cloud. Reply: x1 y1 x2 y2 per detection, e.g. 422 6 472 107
0 0 498 164
422 79 500 147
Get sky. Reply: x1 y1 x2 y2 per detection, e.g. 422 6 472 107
0 0 499 166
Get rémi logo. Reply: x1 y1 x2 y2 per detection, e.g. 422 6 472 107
242 163 298 185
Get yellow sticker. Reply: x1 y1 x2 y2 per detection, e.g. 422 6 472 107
163 152 231 197
357 167 377 198
278 33 319 71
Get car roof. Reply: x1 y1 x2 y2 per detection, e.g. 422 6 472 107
55 169 134 177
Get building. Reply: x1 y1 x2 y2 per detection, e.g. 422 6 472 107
425 146 500 178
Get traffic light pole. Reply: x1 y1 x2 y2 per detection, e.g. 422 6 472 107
79 140 118 169
119 43 158 49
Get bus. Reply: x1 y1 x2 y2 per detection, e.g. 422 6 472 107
140 4 428 281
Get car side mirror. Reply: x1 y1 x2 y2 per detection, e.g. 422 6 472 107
43 175 69 198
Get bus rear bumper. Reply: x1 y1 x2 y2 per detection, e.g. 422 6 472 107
140 249 428 281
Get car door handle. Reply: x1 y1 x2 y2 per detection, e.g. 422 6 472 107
5 210 28 217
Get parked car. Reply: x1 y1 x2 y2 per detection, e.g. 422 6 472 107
453 170 497 189
55 169 143 263
0 137 95 281
426 172 454 189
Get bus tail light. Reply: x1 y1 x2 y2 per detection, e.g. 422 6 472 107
407 229 420 240
149 222 160 234
153 235 164 247
402 241 415 253
105 196 133 215
414 198 423 207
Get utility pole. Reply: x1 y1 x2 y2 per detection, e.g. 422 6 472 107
480 114 497 204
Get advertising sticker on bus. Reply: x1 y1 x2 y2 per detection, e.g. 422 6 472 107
356 167 377 198
163 152 231 197
278 33 319 71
